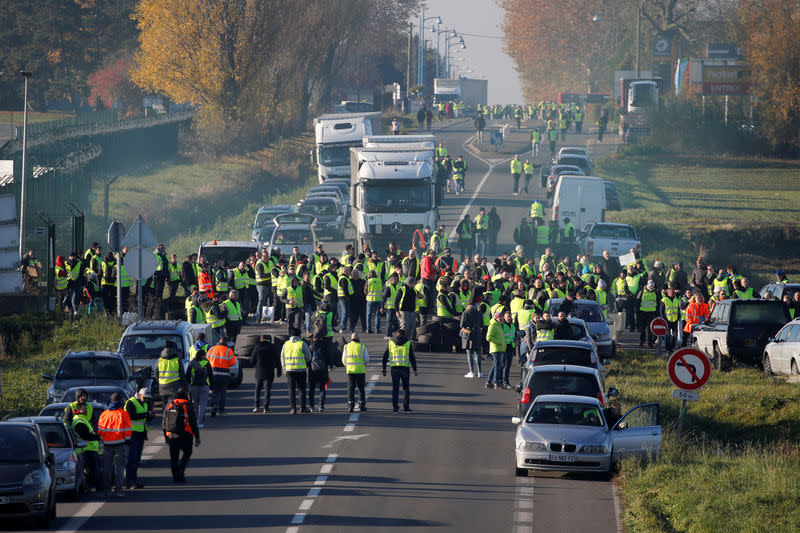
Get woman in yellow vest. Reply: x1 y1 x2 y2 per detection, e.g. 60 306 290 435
381 329 418 413
341 333 369 413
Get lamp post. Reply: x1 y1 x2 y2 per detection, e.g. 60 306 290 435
418 7 442 96
18 71 31 263
444 32 466 78
635 2 642 77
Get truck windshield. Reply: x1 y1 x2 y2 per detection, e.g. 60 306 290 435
199 246 256 267
630 84 657 108
361 182 432 213
319 145 351 167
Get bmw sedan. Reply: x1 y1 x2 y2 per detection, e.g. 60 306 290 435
513 395 662 475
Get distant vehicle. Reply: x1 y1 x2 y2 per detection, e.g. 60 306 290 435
0 421 57 526
555 146 591 163
578 222 641 258
523 339 607 389
516 364 612 418
333 101 376 113
60 386 130 407
254 222 277 248
627 80 660 113
270 213 319 257
762 318 800 376
541 164 585 200
197 241 258 270
512 395 661 475
251 205 296 241
554 154 592 176
42 351 138 405
312 112 382 183
546 299 615 357
694 299 791 369
603 180 622 211
297 197 345 240
759 283 800 301
306 185 346 217
551 176 606 232
558 92 583 107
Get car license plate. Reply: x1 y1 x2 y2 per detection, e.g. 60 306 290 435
0 496 9 504
548 453 577 462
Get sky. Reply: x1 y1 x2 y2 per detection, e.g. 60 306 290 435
417 0 524 104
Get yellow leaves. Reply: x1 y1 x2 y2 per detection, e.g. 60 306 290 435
47 49 62 64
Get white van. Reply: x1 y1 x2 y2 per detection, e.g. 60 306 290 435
551 176 606 230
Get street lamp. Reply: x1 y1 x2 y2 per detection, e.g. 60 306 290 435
18 71 31 263
418 7 442 94
444 33 465 79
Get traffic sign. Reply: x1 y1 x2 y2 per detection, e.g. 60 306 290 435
107 221 126 252
672 389 700 402
121 215 158 250
650 317 668 337
490 131 503 145
667 348 712 391
631 113 647 127
123 248 157 281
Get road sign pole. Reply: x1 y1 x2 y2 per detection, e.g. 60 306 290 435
116 253 122 321
137 220 143 319
676 399 688 435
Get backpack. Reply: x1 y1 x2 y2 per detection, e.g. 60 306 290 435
311 348 326 372
311 313 328 338
164 401 186 434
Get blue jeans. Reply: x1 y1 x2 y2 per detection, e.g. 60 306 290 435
367 301 381 332
485 352 505 386
304 303 315 332
466 349 482 374
503 349 514 385
338 299 350 331
454 178 464 193
402 311 417 336
257 285 270 319
476 234 487 257
385 309 398 337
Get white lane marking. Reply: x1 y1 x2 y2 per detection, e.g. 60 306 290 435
320 463 333 474
343 423 355 432
307 487 321 497
142 445 160 454
326 454 338 463
512 526 533 533
291 513 306 525
286 528 300 533
55 501 104 533
348 413 359 422
514 511 533 522
314 475 328 486
515 499 533 509
370 374 380 380
299 499 314 511
321 433 370 448
516 486 534 496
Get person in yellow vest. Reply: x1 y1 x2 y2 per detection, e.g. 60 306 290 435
155 340 187 404
660 284 682 352
124 388 153 489
64 388 101 492
286 276 305 333
529 198 544 219
281 327 311 414
636 279 661 348
520 159 534 195
222 290 243 341
381 273 400 339
381 329 418 413
187 342 211 426
366 270 383 334
474 207 489 257
510 155 523 195
484 312 507 389
342 332 370 413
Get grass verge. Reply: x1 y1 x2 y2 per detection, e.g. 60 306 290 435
0 315 124 417
608 349 800 531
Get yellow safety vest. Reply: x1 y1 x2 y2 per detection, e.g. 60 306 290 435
384 283 398 309
55 266 68 291
288 285 304 308
640 290 658 312
344 342 366 374
125 397 149 433
223 299 242 321
157 357 181 385
366 277 383 302
206 304 226 328
283 339 307 371
71 418 98 453
388 340 411 367
663 296 681 322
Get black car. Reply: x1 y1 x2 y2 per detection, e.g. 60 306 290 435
0 422 57 527
43 350 138 404
603 180 622 211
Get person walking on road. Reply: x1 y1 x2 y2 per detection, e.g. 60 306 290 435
520 159 534 195
162 388 200 483
487 207 502 256
155 340 187 406
474 113 486 143
208 336 237 417
382 329 418 413
531 129 541 158
342 332 369 413
252 335 281 413
281 327 311 414
460 302 484 378
484 313 508 389
456 214 475 261
510 155 523 195
474 208 489 257
308 335 332 412
98 392 132 498
124 388 153 489
187 346 211 427
548 127 558 157
452 155 467 195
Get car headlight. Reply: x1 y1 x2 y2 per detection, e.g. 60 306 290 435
579 445 608 454
593 331 610 341
23 471 44 487
518 441 547 451
59 460 76 470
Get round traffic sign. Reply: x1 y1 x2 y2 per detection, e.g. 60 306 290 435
650 317 668 337
632 113 647 127
667 348 712 391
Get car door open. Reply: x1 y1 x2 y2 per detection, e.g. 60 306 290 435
611 402 662 464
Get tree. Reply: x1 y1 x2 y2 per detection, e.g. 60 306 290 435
88 53 142 114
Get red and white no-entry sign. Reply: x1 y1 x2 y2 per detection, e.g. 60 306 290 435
667 348 712 391
650 317 668 337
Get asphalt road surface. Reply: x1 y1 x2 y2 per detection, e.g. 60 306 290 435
38 118 626 533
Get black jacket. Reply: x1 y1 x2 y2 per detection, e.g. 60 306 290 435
252 340 282 380
460 305 483 350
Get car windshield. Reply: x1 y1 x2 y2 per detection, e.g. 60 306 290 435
0 427 40 462
529 372 600 398
56 357 126 380
534 348 593 366
526 401 604 426
319 145 351 167
272 229 313 245
199 246 256 267
557 156 589 168
62 388 122 405
300 202 338 216
590 225 637 239
257 223 276 242
255 210 288 228
361 182 432 213
548 302 605 323
119 334 184 358
38 422 70 449
731 302 790 324
561 149 587 158
552 323 589 340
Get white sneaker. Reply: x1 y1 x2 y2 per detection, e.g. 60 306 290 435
464 372 475 378
477 372 483 378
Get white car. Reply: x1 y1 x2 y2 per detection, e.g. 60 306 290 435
555 146 591 163
578 222 641 258
270 213 318 257
513 395 662 475
762 318 800 376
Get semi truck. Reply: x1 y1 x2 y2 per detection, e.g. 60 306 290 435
433 78 488 110
349 140 437 252
312 112 382 183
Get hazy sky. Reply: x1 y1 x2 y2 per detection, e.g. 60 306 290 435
417 0 524 104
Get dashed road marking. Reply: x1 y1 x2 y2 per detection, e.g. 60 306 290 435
514 511 533 522
515 499 533 509
290 513 306 525
516 486 534 496
320 463 333 474
299 500 314 511
343 423 355 432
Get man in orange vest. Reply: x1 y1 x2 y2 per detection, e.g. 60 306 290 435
162 388 200 483
198 264 214 299
207 336 237 417
97 392 133 498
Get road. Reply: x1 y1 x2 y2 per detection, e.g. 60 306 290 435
42 118 625 533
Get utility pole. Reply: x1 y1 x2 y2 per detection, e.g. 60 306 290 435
18 71 31 262
406 22 412 98
635 3 641 77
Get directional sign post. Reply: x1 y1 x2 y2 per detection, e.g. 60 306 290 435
667 347 712 434
107 220 127 320
121 215 158 320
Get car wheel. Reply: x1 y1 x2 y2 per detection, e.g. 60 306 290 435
792 360 799 375
763 354 773 376
610 341 616 358
515 467 528 477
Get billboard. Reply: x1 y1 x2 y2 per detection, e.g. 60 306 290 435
702 65 751 95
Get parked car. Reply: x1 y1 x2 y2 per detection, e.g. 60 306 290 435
268 213 319 257
254 221 277 248
523 339 607 390
693 298 791 369
762 318 800 376
297 198 344 240
759 283 800 301
5 416 85 497
251 204 296 241
551 175 606 231
197 241 259 271
38 401 105 421
42 351 138 404
554 154 592 176
603 180 622 211
512 395 661 475
546 299 615 357
578 222 641 258
0 421 57 527
319 179 350 206
555 146 591 163
516 364 615 418
540 164 584 201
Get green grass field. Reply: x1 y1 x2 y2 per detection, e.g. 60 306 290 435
0 109 75 125
608 349 800 532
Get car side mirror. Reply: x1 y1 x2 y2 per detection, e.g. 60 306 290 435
511 416 521 425
615 421 628 430
607 387 619 397
602 358 611 366
41 373 53 381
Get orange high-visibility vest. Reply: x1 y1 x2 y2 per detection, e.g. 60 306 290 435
165 399 194 438
198 271 214 298
207 344 236 374
97 408 133 445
